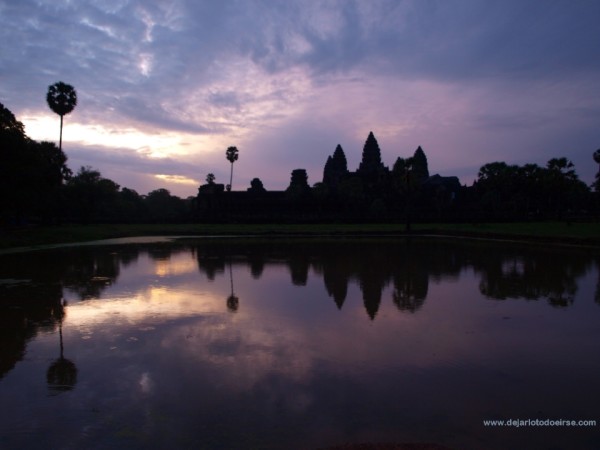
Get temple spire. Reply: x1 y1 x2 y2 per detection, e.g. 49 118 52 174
357 131 386 176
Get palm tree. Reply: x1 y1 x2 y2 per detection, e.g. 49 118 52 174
225 146 239 192
46 81 77 151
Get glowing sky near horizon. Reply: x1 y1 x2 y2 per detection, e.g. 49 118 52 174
1 0 599 197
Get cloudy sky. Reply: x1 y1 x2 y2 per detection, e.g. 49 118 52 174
1 0 599 197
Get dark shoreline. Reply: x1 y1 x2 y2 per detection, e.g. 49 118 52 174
2 222 600 252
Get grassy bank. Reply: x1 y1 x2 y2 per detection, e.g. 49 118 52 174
1 222 600 250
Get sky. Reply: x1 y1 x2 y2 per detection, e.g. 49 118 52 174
1 0 599 197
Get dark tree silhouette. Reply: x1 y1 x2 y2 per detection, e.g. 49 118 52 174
64 166 118 223
46 82 77 151
0 102 25 136
592 149 600 192
145 188 187 222
392 156 418 193
544 157 587 219
1 103 28 220
225 146 239 191
404 157 414 231
546 157 576 179
1 102 71 222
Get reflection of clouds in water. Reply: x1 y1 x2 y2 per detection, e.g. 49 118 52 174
62 276 317 413
153 253 198 277
65 287 223 327
287 390 314 414
57 241 597 419
170 319 317 415
2 239 599 450
160 317 314 393
139 372 154 395
60 265 536 385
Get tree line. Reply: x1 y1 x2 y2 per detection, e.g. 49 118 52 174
0 100 193 224
1 86 599 225
197 131 597 223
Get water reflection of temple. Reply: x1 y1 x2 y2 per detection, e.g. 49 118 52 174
0 238 597 382
474 245 591 308
193 238 596 319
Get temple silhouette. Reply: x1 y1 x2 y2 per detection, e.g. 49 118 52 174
196 131 461 222
2 96 593 224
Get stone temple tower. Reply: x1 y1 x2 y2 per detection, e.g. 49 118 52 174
357 131 387 177
323 144 348 188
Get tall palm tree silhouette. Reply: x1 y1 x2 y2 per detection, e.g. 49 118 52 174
46 81 77 151
225 146 239 192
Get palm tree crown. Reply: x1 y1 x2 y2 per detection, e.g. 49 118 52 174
226 146 239 164
46 82 77 151
47 82 77 117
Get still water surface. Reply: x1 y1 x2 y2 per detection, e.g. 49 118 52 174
0 237 599 449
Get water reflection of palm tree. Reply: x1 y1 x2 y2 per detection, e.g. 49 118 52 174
47 303 77 393
227 260 239 312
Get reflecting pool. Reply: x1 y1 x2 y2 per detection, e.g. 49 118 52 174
1 237 599 449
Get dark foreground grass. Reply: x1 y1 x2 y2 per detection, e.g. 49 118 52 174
1 222 600 251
